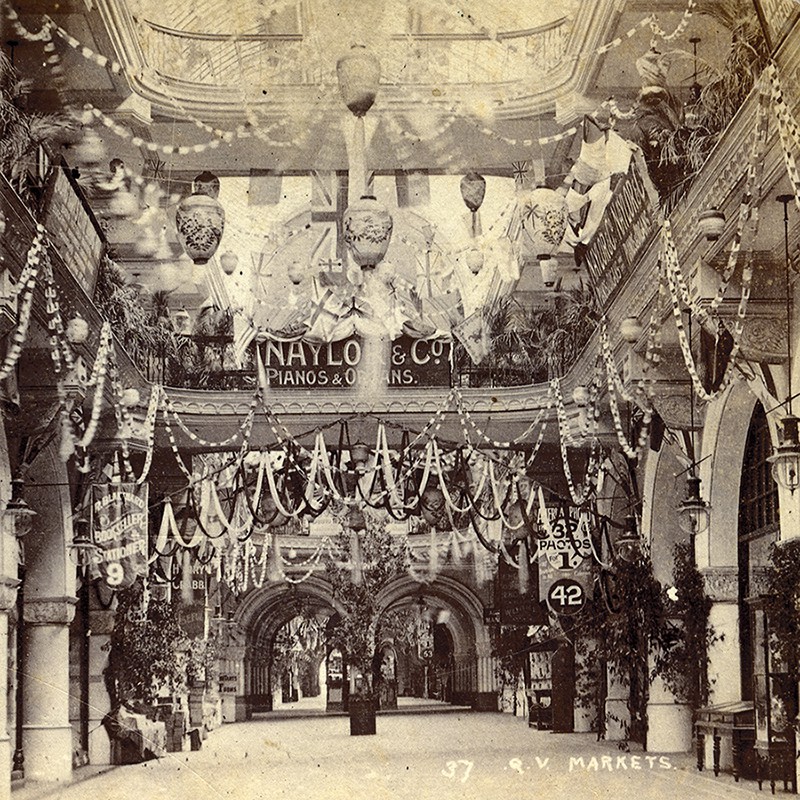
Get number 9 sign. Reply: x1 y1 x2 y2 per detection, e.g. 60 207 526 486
547 578 586 615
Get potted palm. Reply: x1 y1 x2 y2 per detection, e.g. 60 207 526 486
326 514 407 734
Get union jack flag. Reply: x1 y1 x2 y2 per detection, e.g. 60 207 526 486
511 160 529 188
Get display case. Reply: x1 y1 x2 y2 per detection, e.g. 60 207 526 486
753 609 797 794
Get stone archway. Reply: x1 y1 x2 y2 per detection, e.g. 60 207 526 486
376 575 493 709
235 577 345 713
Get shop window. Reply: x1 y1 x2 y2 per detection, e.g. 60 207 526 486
739 403 779 536
738 402 779 700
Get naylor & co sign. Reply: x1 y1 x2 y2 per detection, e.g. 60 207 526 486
258 335 451 388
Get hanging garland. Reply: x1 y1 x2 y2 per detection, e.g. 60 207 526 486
0 227 44 381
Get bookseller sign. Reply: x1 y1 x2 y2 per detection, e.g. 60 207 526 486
91 483 148 589
258 336 451 388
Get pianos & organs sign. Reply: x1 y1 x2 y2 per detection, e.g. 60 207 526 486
258 336 451 388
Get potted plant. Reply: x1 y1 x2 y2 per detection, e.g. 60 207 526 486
326 515 407 734
0 51 77 205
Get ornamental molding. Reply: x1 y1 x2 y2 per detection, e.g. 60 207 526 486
0 579 20 613
701 566 738 603
164 385 554 418
23 596 78 626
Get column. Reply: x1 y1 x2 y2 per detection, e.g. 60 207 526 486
604 669 630 742
698 567 741 772
20 448 76 783
473 643 498 711
22 598 76 782
86 607 115 765
646 671 692 752
0 582 18 800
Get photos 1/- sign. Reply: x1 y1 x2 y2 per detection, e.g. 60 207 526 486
259 335 451 388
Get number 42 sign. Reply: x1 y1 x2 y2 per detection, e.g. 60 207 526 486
547 578 586 615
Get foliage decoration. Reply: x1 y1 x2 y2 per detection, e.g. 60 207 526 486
763 539 800 723
325 519 407 695
0 51 75 202
105 581 188 706
655 542 718 711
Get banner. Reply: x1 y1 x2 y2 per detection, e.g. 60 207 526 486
91 483 148 589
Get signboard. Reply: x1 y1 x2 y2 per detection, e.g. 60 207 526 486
259 337 362 388
496 542 545 626
259 335 452 388
389 336 451 387
538 503 592 571
546 578 586 616
91 483 148 589
43 166 105 296
581 157 658 308
754 0 800 51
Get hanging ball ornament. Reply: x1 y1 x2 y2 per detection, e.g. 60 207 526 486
134 226 160 257
336 44 381 118
175 171 225 265
518 188 567 258
109 189 139 219
460 172 486 213
465 249 485 275
620 316 644 343
121 388 140 407
219 251 239 275
66 314 90 344
287 261 305 285
572 385 590 406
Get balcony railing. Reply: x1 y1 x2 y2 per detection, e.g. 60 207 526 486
142 334 254 391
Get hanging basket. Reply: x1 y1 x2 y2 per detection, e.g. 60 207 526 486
337 45 381 118
175 172 225 265
343 195 393 269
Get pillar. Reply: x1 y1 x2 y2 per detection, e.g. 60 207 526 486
473 643 497 711
646 671 692 752
20 447 76 783
604 669 630 742
0 583 18 800
22 598 76 782
86 608 115 765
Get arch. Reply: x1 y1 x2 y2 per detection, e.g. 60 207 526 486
234 576 345 633
698 378 769 569
376 574 489 657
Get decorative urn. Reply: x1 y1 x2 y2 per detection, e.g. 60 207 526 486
519 188 567 258
175 171 225 265
336 45 380 118
343 195 393 270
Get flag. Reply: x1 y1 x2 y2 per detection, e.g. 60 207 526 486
396 170 430 206
453 311 490 364
248 170 282 205
311 170 349 263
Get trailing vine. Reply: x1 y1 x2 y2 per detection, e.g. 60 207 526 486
105 580 189 707
656 542 719 711
763 539 800 727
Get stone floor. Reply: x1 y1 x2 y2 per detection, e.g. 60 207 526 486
11 706 783 800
